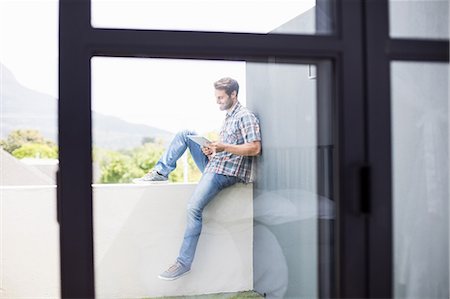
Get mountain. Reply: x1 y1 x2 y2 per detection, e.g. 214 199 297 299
0 63 173 150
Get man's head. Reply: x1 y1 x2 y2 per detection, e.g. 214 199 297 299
214 77 239 111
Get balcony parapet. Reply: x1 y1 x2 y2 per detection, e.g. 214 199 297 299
1 183 253 298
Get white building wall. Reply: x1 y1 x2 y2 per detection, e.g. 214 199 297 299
0 183 253 298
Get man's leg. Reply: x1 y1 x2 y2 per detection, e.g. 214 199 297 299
134 130 207 183
177 173 240 267
158 173 240 280
154 130 209 176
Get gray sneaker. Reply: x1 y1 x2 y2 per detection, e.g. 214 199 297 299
158 262 191 281
132 170 168 184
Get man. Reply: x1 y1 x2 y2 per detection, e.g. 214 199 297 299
133 77 261 280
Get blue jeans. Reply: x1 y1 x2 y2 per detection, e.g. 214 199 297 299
154 130 240 268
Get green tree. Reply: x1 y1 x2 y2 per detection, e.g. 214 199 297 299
99 151 144 184
133 143 203 183
1 129 55 153
186 153 202 182
169 153 203 183
132 143 166 172
12 143 58 159
96 140 203 184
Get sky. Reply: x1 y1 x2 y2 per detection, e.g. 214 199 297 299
0 0 315 133
91 57 246 133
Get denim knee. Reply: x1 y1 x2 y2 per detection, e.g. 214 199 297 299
186 205 202 222
177 129 197 141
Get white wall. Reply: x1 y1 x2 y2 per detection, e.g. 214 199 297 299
0 186 60 298
0 183 253 298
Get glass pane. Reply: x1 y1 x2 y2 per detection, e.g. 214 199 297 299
91 57 335 297
247 60 335 298
91 0 335 35
389 0 449 40
0 0 61 297
391 62 449 298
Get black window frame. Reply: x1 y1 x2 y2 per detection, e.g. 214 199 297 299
58 0 449 298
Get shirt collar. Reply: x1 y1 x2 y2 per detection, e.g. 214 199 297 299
226 101 241 117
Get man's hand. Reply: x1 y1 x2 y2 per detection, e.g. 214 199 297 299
202 142 225 159
203 141 261 157
201 145 215 156
207 142 226 153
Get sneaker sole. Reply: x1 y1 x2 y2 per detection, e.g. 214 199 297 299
157 270 191 281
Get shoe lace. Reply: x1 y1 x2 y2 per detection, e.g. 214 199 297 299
168 262 181 272
143 170 156 179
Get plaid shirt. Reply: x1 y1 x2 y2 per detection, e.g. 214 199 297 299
204 101 261 183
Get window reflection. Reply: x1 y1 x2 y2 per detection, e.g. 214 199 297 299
91 0 334 35
391 62 449 298
247 61 335 298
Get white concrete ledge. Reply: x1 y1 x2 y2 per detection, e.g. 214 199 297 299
94 183 253 298
0 183 253 298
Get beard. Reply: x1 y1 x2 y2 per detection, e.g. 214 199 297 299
220 96 234 111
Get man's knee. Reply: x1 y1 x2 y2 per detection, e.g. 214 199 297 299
186 205 202 221
177 129 197 139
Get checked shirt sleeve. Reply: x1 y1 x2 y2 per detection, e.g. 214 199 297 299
239 113 261 144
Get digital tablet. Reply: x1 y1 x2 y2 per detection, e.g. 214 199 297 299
187 135 212 147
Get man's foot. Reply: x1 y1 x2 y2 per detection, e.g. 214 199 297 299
132 170 168 184
158 262 191 281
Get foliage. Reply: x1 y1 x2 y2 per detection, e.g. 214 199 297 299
98 150 144 184
11 143 58 159
131 143 166 173
2 129 205 184
96 141 202 184
185 152 202 182
1 129 55 154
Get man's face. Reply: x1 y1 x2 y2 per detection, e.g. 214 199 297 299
215 89 236 111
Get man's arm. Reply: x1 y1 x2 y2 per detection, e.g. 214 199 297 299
206 141 261 157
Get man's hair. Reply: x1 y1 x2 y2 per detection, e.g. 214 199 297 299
214 77 239 97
